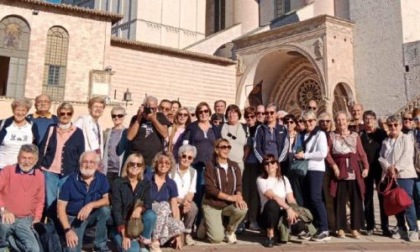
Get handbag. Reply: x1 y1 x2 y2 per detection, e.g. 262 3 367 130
126 199 145 239
289 132 319 177
378 177 412 216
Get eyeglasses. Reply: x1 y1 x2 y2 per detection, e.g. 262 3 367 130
178 113 189 117
245 115 255 119
59 112 73 117
403 117 413 121
265 111 275 116
217 145 232 150
181 154 193 161
256 112 265 116
111 114 124 119
308 106 317 111
284 120 295 125
190 113 196 117
303 119 316 124
414 116 420 122
298 120 304 123
160 106 171 112
129 162 143 168
227 132 237 140
319 120 331 124
263 160 276 166
158 160 171 166
387 123 399 128
198 109 209 115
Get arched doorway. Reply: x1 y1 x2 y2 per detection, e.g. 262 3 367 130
332 82 354 115
0 15 30 97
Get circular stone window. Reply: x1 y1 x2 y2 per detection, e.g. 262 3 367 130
297 80 322 109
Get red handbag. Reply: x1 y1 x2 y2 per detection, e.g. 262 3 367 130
378 177 413 216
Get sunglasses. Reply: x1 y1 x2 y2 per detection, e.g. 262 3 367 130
414 116 420 121
178 113 189 117
59 112 73 117
387 123 399 128
263 160 277 166
245 115 255 119
181 154 193 160
320 120 331 124
129 162 143 168
160 106 171 112
227 132 237 140
303 119 316 124
284 120 295 125
403 117 413 121
191 113 196 117
217 145 232 150
158 160 171 166
256 112 265 116
308 106 317 111
298 120 304 123
111 114 124 119
265 111 275 116
198 109 209 115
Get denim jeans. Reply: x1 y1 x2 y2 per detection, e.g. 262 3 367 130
396 178 418 232
44 171 68 215
0 217 40 252
64 206 111 252
303 171 329 232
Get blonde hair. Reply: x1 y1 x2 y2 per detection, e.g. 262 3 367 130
88 96 106 109
152 152 176 174
11 97 32 111
121 153 145 180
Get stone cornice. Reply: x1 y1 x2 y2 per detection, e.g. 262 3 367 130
1 0 123 24
111 37 236 66
233 15 354 50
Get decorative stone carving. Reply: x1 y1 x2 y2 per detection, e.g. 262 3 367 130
297 79 322 109
313 39 323 60
236 56 245 75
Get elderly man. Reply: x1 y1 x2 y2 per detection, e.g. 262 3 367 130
27 94 58 145
57 151 110 252
127 96 170 171
74 97 106 158
211 100 227 124
256 105 265 124
0 144 45 252
349 103 365 132
308 100 318 112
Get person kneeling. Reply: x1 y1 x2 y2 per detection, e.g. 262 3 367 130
203 138 248 244
57 151 111 252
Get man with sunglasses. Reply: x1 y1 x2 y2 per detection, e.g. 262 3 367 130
254 103 288 165
127 96 170 172
27 94 58 145
308 100 318 113
256 105 266 124
402 111 414 134
158 99 172 121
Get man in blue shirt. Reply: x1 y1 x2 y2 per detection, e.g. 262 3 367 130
57 151 110 252
27 94 58 145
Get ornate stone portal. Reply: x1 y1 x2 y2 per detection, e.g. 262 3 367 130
233 15 356 115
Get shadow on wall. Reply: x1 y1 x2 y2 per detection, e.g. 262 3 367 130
270 13 300 29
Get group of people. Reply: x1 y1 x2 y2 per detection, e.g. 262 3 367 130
0 94 419 252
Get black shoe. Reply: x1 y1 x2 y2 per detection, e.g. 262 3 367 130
263 237 274 248
311 231 331 242
382 229 392 237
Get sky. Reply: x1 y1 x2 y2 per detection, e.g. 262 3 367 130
45 0 62 3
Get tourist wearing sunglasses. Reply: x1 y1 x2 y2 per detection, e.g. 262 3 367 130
167 107 192 160
203 138 247 244
103 105 127 185
169 145 198 246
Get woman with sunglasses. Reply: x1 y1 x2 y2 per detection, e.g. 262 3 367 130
169 145 198 246
203 138 247 244
38 102 85 218
379 115 418 241
167 107 192 160
293 110 329 241
111 153 156 252
282 114 299 176
145 152 184 251
326 111 369 239
103 106 127 185
257 154 298 247
242 106 261 231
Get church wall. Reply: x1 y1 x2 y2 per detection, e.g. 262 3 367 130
0 4 111 101
349 0 406 115
401 0 420 44
108 45 237 115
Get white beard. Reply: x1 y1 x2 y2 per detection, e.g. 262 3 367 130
80 168 95 177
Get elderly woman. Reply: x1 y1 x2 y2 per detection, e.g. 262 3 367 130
378 115 418 241
326 111 369 239
220 104 249 173
257 154 298 248
318 112 333 132
168 145 198 246
293 110 329 241
167 107 192 159
282 114 299 176
103 106 127 185
0 97 38 169
38 102 85 217
112 153 157 252
145 152 184 251
202 138 247 244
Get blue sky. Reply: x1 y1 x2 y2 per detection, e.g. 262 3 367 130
46 0 61 3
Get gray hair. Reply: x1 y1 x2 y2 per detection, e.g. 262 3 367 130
57 102 74 114
35 94 52 103
11 97 32 111
301 110 317 120
111 105 126 115
266 102 277 111
143 96 158 106
334 111 351 122
386 115 401 124
318 112 332 120
19 144 39 157
178 144 197 158
79 151 100 165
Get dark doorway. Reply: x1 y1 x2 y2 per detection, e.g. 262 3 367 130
0 56 9 96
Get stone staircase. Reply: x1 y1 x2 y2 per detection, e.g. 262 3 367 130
395 94 420 116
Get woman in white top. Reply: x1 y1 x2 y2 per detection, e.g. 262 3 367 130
257 154 298 248
293 110 330 241
169 144 198 246
0 98 37 169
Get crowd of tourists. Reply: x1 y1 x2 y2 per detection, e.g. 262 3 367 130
0 94 420 252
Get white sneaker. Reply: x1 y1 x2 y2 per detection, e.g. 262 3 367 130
224 231 237 244
185 233 196 246
249 221 260 231
409 231 419 242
